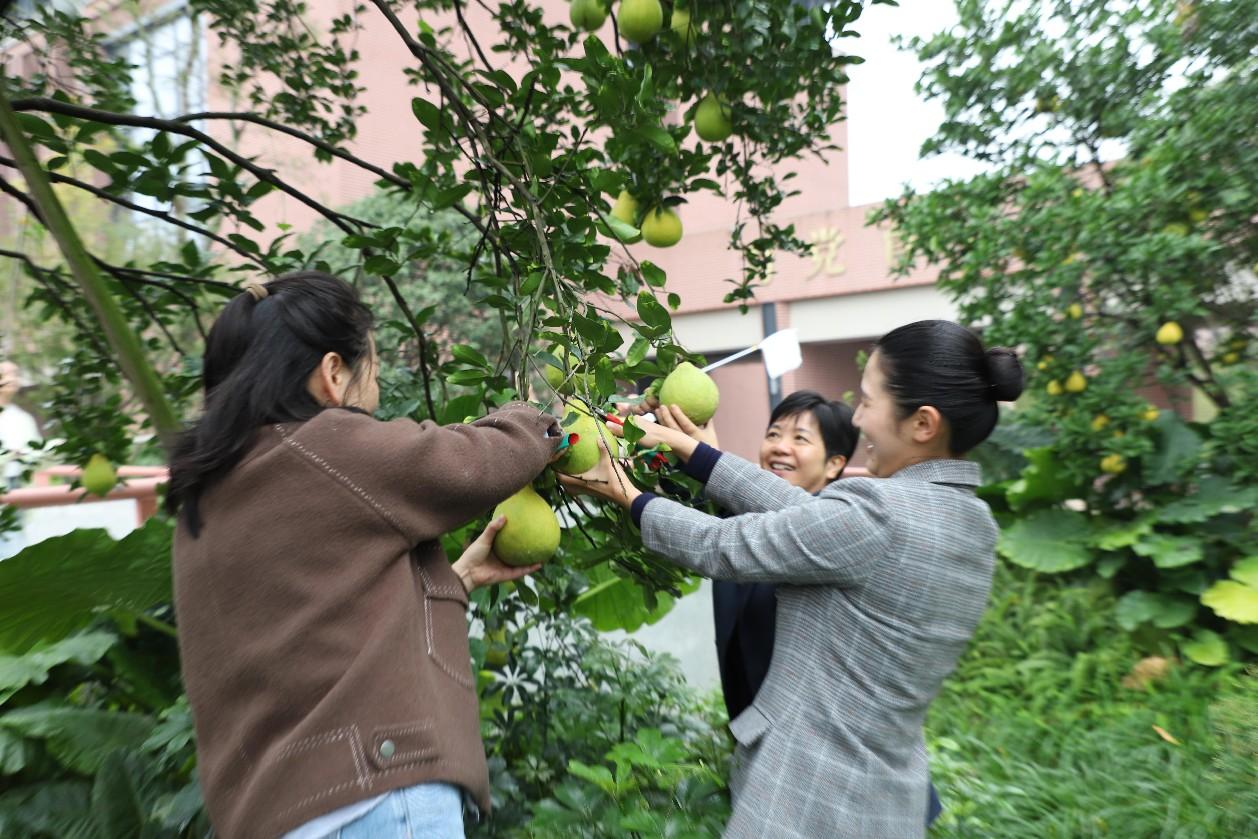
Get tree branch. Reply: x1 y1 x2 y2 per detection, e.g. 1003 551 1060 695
0 153 268 270
11 96 364 235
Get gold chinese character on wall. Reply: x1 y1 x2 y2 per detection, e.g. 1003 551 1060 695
806 226 846 279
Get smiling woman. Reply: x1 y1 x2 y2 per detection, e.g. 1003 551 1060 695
562 320 1024 839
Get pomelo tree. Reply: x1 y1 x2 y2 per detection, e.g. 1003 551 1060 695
0 0 889 830
873 0 1258 664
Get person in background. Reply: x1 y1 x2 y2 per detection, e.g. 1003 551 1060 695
649 388 944 826
568 321 1023 838
0 360 42 492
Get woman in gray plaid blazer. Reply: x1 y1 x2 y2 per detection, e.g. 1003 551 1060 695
564 321 1024 838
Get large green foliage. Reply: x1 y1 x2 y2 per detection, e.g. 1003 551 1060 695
875 0 1258 659
928 564 1258 838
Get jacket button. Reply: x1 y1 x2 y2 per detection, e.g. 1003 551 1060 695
379 739 396 759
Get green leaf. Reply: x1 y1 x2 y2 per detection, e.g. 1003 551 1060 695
1145 414 1202 484
363 254 401 276
1158 477 1257 524
1229 556 1258 588
1097 554 1125 579
1151 596 1197 629
431 183 474 210
518 271 544 296
1132 533 1203 568
0 728 32 774
621 416 646 447
1115 590 1158 631
0 520 173 654
1231 625 1258 655
639 261 667 288
568 759 615 793
1180 629 1229 667
632 125 677 155
0 707 154 775
603 215 641 243
410 97 442 130
997 509 1092 572
450 344 489 369
626 337 650 367
0 631 117 703
572 565 679 632
1200 581 1258 624
636 292 671 335
1006 447 1081 510
1090 516 1153 551
91 751 149 839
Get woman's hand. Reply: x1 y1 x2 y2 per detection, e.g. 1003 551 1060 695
451 516 542 594
557 440 642 509
655 404 719 450
603 408 706 463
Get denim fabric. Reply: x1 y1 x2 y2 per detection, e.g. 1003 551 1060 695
336 783 465 839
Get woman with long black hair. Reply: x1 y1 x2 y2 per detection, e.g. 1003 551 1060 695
168 272 560 839
564 320 1023 838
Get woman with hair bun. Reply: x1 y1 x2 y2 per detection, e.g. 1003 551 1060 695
563 320 1024 839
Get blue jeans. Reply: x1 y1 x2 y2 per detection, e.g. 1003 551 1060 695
336 783 464 838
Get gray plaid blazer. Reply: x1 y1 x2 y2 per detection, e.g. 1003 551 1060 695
639 454 997 839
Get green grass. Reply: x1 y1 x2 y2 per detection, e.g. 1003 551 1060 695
927 566 1257 838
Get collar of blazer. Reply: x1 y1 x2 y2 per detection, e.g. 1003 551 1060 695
884 458 982 488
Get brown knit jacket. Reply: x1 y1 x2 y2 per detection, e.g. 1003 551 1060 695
172 403 559 839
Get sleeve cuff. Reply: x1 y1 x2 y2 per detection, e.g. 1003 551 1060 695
681 442 722 483
630 492 658 528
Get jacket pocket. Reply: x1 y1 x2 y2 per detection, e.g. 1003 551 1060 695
414 554 475 689
729 704 772 747
366 721 439 771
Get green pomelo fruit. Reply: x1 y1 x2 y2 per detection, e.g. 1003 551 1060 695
569 0 607 32
554 406 605 475
641 207 682 248
82 453 118 497
619 0 663 44
492 485 561 567
694 93 732 142
543 348 592 394
658 361 719 424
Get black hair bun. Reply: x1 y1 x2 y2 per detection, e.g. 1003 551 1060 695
986 348 1025 402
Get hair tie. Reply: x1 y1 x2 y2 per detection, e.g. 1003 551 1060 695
243 280 269 302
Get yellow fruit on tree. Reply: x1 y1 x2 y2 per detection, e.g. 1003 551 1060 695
609 190 641 243
1046 380 1063 396
484 628 510 669
1100 454 1127 475
1065 371 1087 393
658 362 720 424
1036 355 1054 372
1066 303 1083 319
82 453 117 497
1035 93 1060 114
641 207 682 248
670 6 695 45
492 485 561 567
1221 352 1239 365
610 190 639 226
1156 321 1183 345
569 0 607 31
1091 414 1110 432
552 405 606 476
618 0 663 44
694 93 733 142
1143 407 1161 422
543 348 592 394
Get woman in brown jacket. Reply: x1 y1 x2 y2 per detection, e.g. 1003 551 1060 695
167 272 561 839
